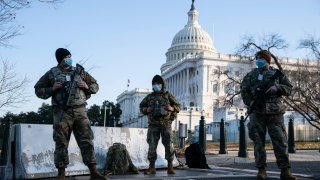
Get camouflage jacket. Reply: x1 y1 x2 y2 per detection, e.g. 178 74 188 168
240 66 292 115
140 91 180 125
34 65 99 108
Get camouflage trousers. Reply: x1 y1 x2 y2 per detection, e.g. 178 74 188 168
248 113 290 169
147 123 174 162
53 106 96 168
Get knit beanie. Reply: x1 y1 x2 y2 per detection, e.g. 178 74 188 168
152 75 163 85
55 48 71 63
255 50 271 64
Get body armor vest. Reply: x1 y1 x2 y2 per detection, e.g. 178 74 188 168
250 68 285 114
147 93 172 124
50 66 87 107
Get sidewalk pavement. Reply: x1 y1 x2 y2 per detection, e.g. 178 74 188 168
204 149 320 180
49 150 319 180
204 149 320 165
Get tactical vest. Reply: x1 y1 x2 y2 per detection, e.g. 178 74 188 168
250 68 285 114
50 66 87 108
147 93 173 124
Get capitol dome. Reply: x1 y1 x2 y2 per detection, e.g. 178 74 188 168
161 1 216 72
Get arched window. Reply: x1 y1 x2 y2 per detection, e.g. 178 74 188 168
213 83 218 92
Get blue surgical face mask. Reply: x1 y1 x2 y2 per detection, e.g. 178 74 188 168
152 84 162 91
64 58 73 67
256 58 266 68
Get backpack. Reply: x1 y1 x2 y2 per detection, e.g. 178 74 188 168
185 142 210 169
164 92 178 121
104 143 139 175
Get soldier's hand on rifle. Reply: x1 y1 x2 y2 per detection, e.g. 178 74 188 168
53 82 63 91
147 107 153 113
265 85 278 94
165 104 174 112
78 81 89 90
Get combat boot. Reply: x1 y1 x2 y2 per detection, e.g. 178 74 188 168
257 167 267 180
167 160 175 174
57 168 65 180
280 168 297 180
144 160 156 174
88 163 108 180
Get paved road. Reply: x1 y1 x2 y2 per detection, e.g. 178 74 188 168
206 150 320 180
42 167 315 180
219 161 320 180
41 150 319 180
43 168 276 180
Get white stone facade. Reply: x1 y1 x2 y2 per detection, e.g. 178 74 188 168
116 1 315 131
162 51 253 120
116 88 152 128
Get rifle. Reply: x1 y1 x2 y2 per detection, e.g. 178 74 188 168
243 69 284 121
66 63 84 106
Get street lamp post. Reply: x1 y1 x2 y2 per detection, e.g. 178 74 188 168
189 107 193 131
103 105 107 127
107 104 113 127
103 101 113 127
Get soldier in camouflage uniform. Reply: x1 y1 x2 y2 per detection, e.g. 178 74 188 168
240 50 297 180
34 48 107 180
140 75 180 175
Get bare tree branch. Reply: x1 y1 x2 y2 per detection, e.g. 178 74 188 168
234 33 320 130
283 60 320 130
262 33 289 51
211 67 245 108
0 58 29 110
0 25 22 47
0 0 63 46
299 35 320 60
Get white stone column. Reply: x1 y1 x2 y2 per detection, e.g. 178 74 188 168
176 73 179 96
176 74 179 96
166 78 169 92
178 72 181 96
172 76 174 94
170 76 173 93
182 69 186 96
170 76 172 94
180 71 183 96
175 74 178 96
124 99 127 123
186 68 190 95
183 69 186 95
167 77 170 93
173 75 176 96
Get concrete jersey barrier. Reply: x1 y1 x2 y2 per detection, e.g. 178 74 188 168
2 124 178 179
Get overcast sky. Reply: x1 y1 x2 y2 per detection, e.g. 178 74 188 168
0 0 319 116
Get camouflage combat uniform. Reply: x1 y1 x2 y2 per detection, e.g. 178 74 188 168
34 65 99 168
139 76 180 162
240 66 293 169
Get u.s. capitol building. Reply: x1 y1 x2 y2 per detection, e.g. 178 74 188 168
116 1 309 131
